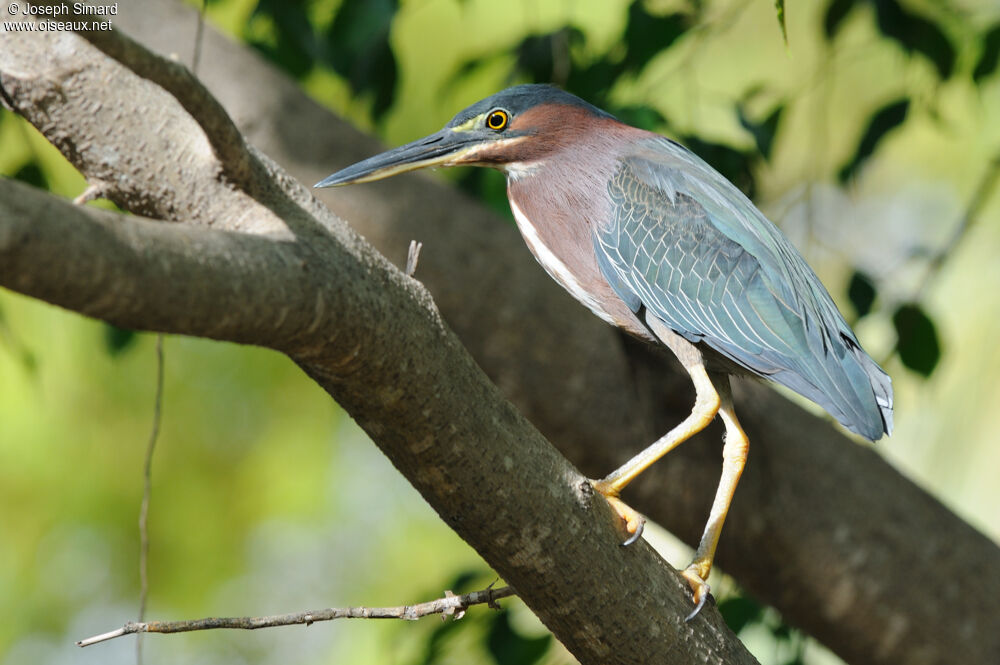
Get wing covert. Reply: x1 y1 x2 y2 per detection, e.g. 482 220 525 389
594 158 804 372
593 149 891 439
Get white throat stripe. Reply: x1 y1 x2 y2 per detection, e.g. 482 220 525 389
508 199 616 325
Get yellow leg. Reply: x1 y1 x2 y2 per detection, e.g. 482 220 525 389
681 376 749 620
591 361 721 543
594 362 720 494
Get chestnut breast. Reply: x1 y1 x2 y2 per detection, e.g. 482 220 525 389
503 108 653 341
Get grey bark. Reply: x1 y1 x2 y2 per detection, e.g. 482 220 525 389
0 23 756 665
2 2 999 664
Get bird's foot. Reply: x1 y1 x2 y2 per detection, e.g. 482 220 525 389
590 480 646 545
680 563 712 621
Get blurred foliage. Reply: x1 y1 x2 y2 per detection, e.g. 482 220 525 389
825 0 955 79
11 161 48 190
484 609 551 665
323 0 399 119
398 571 553 665
4 0 1000 664
737 97 785 162
823 0 856 38
873 0 955 80
973 23 1000 83
837 98 909 184
448 2 691 109
774 0 788 46
0 305 37 372
104 324 139 357
718 593 820 665
847 270 878 320
246 0 400 119
718 593 765 635
247 0 315 76
719 592 806 665
892 302 941 377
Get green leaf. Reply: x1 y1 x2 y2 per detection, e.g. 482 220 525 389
444 56 492 89
847 270 877 319
408 571 495 665
824 0 857 39
565 58 619 106
13 161 48 189
774 0 788 46
412 612 464 665
613 104 667 131
837 97 909 182
772 621 792 639
323 0 399 120
718 595 764 634
485 610 551 665
892 303 941 377
873 0 956 80
511 28 585 84
973 23 1000 83
737 102 784 161
246 0 316 77
622 2 689 73
445 569 483 592
104 324 137 356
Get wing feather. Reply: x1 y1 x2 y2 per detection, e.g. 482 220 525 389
593 141 893 439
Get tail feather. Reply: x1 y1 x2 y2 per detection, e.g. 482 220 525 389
765 335 893 442
853 346 894 436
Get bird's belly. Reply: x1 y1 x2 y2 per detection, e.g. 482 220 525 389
509 199 649 338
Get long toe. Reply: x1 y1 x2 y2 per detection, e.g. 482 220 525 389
591 482 646 545
681 565 712 621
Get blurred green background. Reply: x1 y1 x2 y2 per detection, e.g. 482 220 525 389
2 0 999 664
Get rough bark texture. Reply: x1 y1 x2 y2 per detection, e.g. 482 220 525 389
0 21 756 665
2 2 999 664
0 178 755 664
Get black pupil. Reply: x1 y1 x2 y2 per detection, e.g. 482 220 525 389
490 113 504 128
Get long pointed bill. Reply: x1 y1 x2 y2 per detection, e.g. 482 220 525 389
314 128 487 188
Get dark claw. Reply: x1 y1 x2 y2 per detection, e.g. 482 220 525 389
621 516 645 546
684 589 710 622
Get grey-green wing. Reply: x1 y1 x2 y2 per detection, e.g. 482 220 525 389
593 139 892 440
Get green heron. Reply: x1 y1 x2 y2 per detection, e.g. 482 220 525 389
316 85 893 618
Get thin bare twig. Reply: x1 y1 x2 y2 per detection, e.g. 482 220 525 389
406 240 423 277
77 585 516 647
191 0 208 75
73 183 106 205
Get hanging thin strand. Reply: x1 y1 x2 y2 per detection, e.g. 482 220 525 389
136 334 165 664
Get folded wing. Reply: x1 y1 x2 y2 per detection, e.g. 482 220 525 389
593 139 892 440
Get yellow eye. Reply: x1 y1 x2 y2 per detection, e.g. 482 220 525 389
486 109 509 131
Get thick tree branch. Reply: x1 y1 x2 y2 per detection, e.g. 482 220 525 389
2 4 999 664
143 10 1000 665
0 34 758 665
0 154 756 665
0 181 304 346
24 0 255 191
